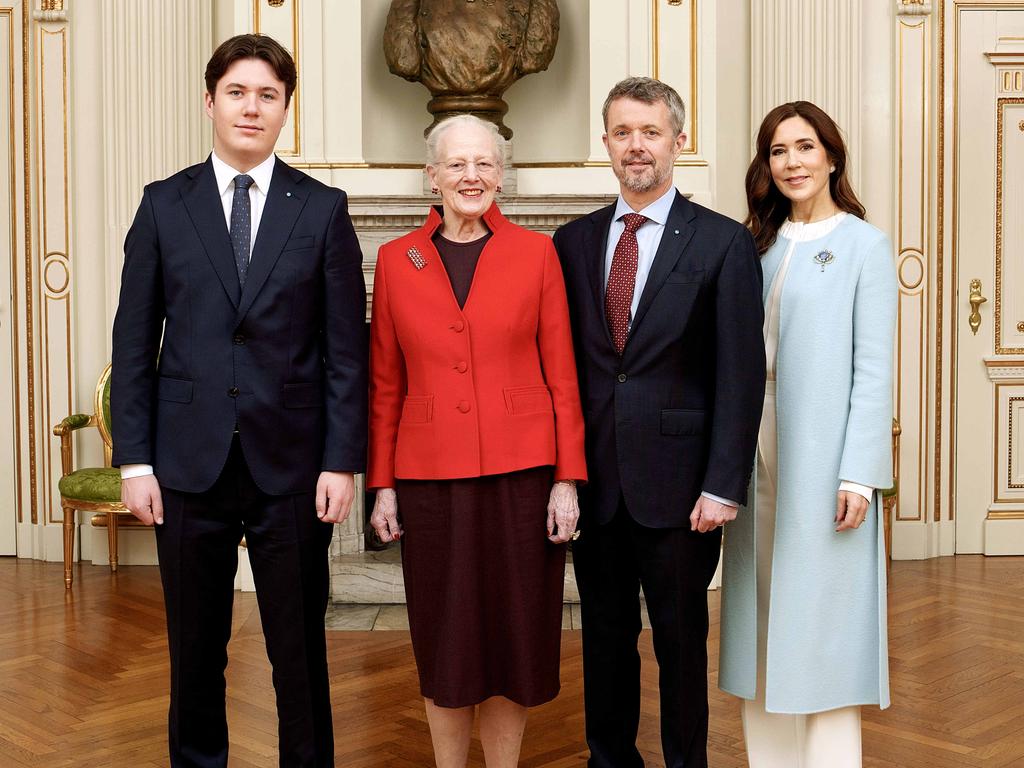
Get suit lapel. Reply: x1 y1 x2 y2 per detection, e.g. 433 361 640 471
235 158 308 324
583 205 616 349
181 158 240 309
629 192 697 334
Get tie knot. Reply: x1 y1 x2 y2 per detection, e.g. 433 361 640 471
622 213 646 233
234 174 254 191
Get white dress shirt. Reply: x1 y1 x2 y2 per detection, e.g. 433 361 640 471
605 186 738 509
120 151 277 480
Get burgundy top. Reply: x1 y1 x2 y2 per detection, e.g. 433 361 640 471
433 231 492 309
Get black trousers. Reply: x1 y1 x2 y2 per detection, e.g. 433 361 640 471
572 499 723 768
156 438 335 767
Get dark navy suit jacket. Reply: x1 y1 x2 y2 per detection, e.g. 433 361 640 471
553 191 765 528
111 156 368 495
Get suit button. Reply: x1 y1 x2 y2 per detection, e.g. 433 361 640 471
450 320 465 332
233 334 245 345
457 400 471 413
228 387 240 397
617 373 627 383
455 361 468 373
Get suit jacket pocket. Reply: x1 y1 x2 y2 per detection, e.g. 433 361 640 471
401 395 433 424
660 408 707 436
282 234 315 252
157 376 193 403
283 381 323 409
503 385 553 415
664 269 705 285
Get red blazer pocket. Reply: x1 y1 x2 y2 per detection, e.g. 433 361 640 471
401 394 433 423
503 385 553 416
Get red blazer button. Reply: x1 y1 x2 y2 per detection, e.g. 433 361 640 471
457 400 471 413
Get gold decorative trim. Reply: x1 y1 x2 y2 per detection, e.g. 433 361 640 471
23 0 36 525
1008 395 1023 489
289 159 712 170
987 510 1024 519
651 0 698 155
995 97 1024 354
253 0 300 157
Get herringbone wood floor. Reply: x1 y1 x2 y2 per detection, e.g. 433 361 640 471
1 556 1022 767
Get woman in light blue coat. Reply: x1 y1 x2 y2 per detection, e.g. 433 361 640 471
719 101 897 768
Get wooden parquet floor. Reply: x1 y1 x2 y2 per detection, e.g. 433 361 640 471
1 556 1022 767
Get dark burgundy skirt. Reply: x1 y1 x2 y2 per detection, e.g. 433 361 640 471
396 466 566 708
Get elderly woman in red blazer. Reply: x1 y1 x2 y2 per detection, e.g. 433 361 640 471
367 114 587 768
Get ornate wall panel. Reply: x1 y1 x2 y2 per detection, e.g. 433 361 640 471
995 96 1024 354
895 7 933 524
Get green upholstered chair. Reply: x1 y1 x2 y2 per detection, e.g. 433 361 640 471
53 363 128 588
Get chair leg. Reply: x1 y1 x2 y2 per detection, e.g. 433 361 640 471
107 513 119 573
62 506 76 589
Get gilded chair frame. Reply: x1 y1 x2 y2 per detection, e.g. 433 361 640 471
53 363 128 588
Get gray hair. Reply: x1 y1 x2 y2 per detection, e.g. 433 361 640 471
602 77 687 137
425 114 506 167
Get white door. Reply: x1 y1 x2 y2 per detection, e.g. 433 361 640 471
953 6 1024 554
0 5 19 555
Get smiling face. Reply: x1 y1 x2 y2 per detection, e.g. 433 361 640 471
204 57 288 172
426 122 502 229
768 116 835 219
603 97 686 208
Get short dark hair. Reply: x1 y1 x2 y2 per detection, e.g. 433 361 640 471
602 77 686 137
205 34 297 107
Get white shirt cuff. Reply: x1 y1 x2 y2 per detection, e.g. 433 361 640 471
839 480 873 501
701 491 738 508
120 463 154 479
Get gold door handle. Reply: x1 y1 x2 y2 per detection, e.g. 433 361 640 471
968 279 987 336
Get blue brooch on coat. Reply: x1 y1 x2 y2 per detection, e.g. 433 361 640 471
813 250 836 272
406 246 427 270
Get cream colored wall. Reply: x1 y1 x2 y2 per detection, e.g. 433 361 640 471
8 0 971 566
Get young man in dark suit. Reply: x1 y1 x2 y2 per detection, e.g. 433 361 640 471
553 77 765 768
111 34 367 767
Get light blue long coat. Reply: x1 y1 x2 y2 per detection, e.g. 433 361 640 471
719 215 897 713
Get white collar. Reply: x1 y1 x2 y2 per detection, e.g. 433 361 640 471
211 151 276 196
612 185 677 227
779 212 847 242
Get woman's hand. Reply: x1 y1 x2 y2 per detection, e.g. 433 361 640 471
547 481 580 543
835 490 869 532
370 488 402 543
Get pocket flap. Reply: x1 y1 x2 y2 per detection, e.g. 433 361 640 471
157 376 193 403
283 234 315 251
283 381 323 409
401 395 433 424
664 269 706 285
660 408 707 435
503 385 553 415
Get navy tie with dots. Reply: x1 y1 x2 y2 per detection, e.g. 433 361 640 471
231 174 255 288
605 213 647 354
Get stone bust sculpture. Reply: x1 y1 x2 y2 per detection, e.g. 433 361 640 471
383 0 560 139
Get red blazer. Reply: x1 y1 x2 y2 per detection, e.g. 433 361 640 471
368 204 587 488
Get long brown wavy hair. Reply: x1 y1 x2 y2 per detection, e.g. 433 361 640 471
744 101 865 254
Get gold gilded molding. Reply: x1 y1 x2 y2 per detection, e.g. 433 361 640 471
253 0 300 157
651 0 698 155
995 97 1024 354
987 509 1024 519
1009 395 1023 489
22 0 37 524
42 253 68 295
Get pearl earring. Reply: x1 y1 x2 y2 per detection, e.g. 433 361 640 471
830 166 836 173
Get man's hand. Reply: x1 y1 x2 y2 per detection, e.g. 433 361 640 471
316 471 356 524
121 474 164 525
689 495 737 533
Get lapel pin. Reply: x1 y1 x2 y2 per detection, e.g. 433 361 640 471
813 250 835 272
285 192 292 197
674 229 680 235
407 246 427 270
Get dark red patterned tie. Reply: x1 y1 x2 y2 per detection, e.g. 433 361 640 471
605 213 647 354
